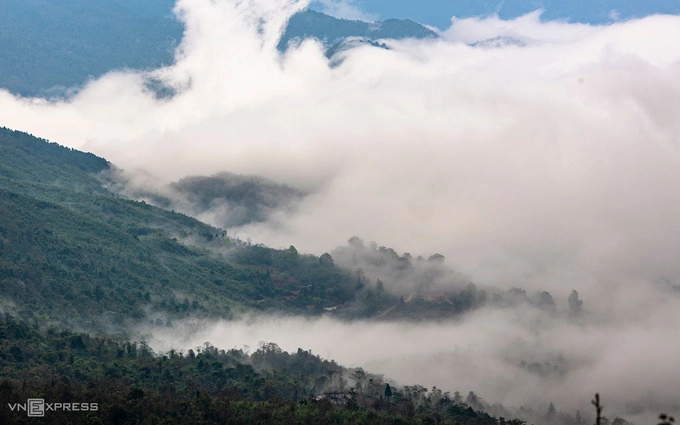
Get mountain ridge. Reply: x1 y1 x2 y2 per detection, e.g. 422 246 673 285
277 9 438 53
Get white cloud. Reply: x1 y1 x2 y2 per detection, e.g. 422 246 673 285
442 10 598 44
315 0 378 22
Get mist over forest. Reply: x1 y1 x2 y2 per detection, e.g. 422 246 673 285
108 169 306 227
2 0 680 423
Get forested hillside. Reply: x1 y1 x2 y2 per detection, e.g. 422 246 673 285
0 315 511 425
0 128 361 331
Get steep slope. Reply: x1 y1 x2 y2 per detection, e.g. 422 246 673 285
0 127 109 189
0 128 358 331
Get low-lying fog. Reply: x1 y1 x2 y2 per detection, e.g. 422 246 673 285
144 290 680 423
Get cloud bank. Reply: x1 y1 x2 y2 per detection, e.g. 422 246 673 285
145 296 680 423
2 0 680 420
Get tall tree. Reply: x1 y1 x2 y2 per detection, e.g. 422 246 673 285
568 289 583 315
384 383 392 403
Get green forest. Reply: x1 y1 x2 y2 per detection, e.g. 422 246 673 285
0 315 511 424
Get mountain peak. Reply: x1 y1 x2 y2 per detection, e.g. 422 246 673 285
277 9 438 53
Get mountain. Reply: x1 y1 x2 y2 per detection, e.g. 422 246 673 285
0 127 361 331
277 10 438 53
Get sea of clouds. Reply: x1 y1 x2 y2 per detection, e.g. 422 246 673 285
3 0 680 421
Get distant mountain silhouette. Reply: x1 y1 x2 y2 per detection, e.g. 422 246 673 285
278 9 438 54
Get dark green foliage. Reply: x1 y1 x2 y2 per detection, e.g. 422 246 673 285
384 383 392 402
0 317 507 424
0 127 109 189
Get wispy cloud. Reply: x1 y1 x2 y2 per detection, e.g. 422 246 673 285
313 0 378 22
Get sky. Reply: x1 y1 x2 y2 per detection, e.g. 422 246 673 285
2 0 680 420
310 0 680 28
